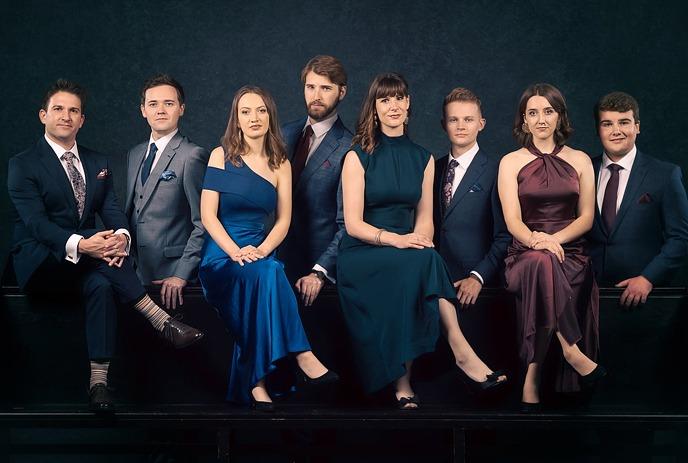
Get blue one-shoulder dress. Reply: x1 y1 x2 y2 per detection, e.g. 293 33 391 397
199 161 311 404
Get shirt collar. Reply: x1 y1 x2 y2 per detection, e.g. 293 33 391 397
601 144 636 172
149 129 178 154
449 142 480 170
45 134 80 162
306 112 338 139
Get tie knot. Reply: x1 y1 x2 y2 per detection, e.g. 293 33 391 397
304 125 314 137
607 163 622 173
449 159 459 169
149 143 158 154
62 151 75 162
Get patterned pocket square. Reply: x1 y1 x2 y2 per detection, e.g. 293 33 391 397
322 159 332 168
638 192 652 204
96 169 109 180
468 183 483 193
160 170 177 181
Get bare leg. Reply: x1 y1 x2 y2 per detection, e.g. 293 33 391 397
522 329 553 404
251 378 271 403
295 350 329 379
555 332 597 376
438 298 506 383
395 360 418 408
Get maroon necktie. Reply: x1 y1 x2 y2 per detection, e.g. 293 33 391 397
292 125 314 186
601 163 623 231
442 159 459 211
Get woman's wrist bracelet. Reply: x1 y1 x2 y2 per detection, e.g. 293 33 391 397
374 228 385 246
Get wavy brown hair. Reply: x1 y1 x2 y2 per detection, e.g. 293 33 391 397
352 73 410 154
220 85 287 170
512 83 573 147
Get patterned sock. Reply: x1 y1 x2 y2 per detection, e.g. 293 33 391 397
89 361 110 389
133 294 170 331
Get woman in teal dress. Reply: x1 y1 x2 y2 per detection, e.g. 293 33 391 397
338 73 506 408
199 86 337 409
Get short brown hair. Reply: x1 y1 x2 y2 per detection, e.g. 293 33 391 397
141 74 185 105
594 91 640 127
512 83 573 147
442 87 482 119
42 79 87 112
300 55 347 87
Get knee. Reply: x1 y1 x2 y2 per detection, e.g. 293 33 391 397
82 275 113 299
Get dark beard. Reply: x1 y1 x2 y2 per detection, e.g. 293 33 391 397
307 100 339 122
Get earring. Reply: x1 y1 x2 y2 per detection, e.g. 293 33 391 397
522 122 529 133
374 114 378 128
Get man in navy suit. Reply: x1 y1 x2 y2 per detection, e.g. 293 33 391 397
280 55 353 306
587 91 688 306
7 80 203 412
433 87 510 306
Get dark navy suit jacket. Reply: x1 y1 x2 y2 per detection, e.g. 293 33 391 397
7 137 128 289
587 150 688 285
279 116 353 281
433 150 511 285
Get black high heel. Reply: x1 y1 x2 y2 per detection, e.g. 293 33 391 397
296 368 340 388
250 395 275 413
456 366 508 393
519 401 542 413
580 364 607 388
397 395 421 410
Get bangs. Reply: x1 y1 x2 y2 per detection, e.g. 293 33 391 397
374 75 409 99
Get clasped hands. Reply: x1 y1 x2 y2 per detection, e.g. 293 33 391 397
528 231 565 263
78 230 128 267
229 245 266 266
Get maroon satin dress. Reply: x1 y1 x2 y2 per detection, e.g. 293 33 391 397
504 145 599 392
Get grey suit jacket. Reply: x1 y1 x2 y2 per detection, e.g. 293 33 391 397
125 132 209 284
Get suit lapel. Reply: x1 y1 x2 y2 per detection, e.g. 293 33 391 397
36 139 80 222
79 150 96 226
140 133 181 209
591 156 608 236
444 151 487 218
286 117 308 161
125 142 148 214
295 118 343 191
610 151 648 237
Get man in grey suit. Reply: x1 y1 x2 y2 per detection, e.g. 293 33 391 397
125 75 209 309
280 55 353 306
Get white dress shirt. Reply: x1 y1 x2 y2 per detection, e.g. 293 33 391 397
445 142 484 285
300 113 339 282
596 145 637 213
147 129 178 172
44 134 130 263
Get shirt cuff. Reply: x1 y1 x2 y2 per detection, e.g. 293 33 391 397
114 229 131 254
313 264 335 284
469 271 484 285
65 234 84 264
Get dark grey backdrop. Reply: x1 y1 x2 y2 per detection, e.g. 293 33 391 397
2 0 687 275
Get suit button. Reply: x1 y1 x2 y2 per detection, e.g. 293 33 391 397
139 195 143 199
136 209 140 213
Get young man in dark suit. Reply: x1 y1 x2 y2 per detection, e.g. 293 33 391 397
587 91 688 306
433 87 510 306
280 55 353 306
7 80 204 412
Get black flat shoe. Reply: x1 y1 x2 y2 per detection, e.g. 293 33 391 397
250 396 275 413
520 401 542 413
456 367 508 393
580 364 607 388
397 395 420 410
296 368 340 388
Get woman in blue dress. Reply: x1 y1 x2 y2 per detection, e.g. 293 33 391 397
199 86 337 409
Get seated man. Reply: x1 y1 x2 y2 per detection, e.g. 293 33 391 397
7 79 204 412
587 91 688 306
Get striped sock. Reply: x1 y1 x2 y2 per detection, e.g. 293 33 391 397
133 294 170 331
89 361 110 389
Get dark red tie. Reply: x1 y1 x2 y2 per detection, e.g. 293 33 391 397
292 125 314 186
601 163 623 231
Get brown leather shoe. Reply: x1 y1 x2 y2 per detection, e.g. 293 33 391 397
159 317 204 349
89 383 114 413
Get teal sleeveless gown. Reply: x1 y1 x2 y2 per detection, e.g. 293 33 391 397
337 134 457 394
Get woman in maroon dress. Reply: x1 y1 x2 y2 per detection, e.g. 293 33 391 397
497 83 605 410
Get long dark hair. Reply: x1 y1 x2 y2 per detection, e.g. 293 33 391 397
220 85 287 170
512 83 573 147
351 73 410 154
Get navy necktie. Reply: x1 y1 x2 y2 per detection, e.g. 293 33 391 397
141 143 158 185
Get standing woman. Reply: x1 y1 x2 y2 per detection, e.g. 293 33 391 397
338 73 506 409
498 83 604 410
199 86 337 409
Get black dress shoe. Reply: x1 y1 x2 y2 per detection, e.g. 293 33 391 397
89 383 114 413
296 368 340 388
580 364 607 388
456 367 508 393
159 317 204 349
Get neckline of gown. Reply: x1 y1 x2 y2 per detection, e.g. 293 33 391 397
526 143 563 158
379 132 408 145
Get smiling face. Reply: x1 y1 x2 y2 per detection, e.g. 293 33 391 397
237 92 269 140
39 91 85 149
304 71 345 122
140 84 185 138
443 100 485 154
523 95 559 142
598 110 639 161
375 93 410 134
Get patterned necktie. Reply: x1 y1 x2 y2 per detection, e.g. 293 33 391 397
61 151 86 217
292 125 314 186
442 159 459 211
601 163 623 231
141 142 158 185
